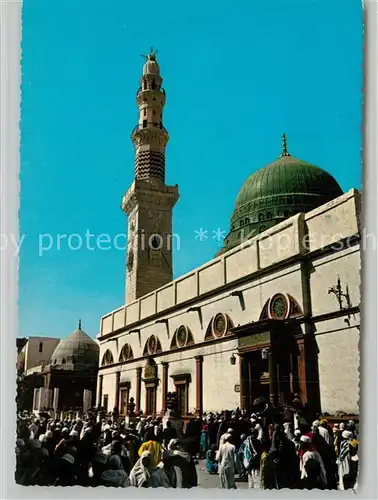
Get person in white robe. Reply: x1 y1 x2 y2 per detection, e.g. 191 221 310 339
129 450 155 487
337 430 353 490
216 433 237 489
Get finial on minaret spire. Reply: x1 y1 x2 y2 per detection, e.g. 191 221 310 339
78 319 82 330
141 47 158 62
280 133 290 157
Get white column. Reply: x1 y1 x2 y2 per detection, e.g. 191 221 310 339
47 389 53 409
33 388 39 410
52 388 59 411
37 388 44 411
83 389 92 413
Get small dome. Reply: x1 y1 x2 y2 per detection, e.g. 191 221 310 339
221 135 343 254
51 322 99 367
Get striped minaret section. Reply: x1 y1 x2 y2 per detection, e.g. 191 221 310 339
132 48 169 184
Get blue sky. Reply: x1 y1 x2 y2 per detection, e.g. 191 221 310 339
19 0 362 340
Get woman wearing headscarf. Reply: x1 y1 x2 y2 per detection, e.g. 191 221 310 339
138 426 162 467
129 450 155 487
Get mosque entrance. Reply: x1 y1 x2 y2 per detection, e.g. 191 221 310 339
235 321 304 413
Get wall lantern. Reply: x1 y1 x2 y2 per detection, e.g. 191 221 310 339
230 353 237 365
261 348 268 360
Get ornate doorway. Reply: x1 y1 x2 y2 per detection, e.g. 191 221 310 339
143 357 158 416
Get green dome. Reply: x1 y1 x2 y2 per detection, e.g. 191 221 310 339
220 137 343 254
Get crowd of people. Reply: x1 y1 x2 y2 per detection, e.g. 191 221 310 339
15 403 359 490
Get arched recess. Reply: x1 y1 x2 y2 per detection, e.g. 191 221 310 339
101 349 114 366
204 313 234 341
119 343 134 363
170 325 195 350
143 335 162 357
259 293 303 321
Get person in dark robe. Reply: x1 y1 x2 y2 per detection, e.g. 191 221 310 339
76 424 100 485
207 417 218 447
298 458 326 490
163 420 177 448
263 424 299 489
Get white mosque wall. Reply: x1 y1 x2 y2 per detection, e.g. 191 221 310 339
309 245 361 317
99 189 359 338
98 263 303 365
304 189 360 253
316 321 360 414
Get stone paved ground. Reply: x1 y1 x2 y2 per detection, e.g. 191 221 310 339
195 460 249 490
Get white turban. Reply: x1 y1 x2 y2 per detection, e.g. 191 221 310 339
300 435 311 443
342 430 353 440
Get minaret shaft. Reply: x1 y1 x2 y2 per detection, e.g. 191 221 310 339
122 50 179 304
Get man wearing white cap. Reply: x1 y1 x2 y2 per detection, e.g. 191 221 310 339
299 435 327 487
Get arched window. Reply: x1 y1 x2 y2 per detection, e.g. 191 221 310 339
62 358 66 365
101 349 114 366
245 217 250 225
143 79 148 90
119 344 133 363
283 210 289 217
258 213 264 222
151 79 156 90
240 220 244 227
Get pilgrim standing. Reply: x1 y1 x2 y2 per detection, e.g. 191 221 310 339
216 433 237 489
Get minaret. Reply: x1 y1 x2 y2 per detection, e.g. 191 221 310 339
122 49 179 304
